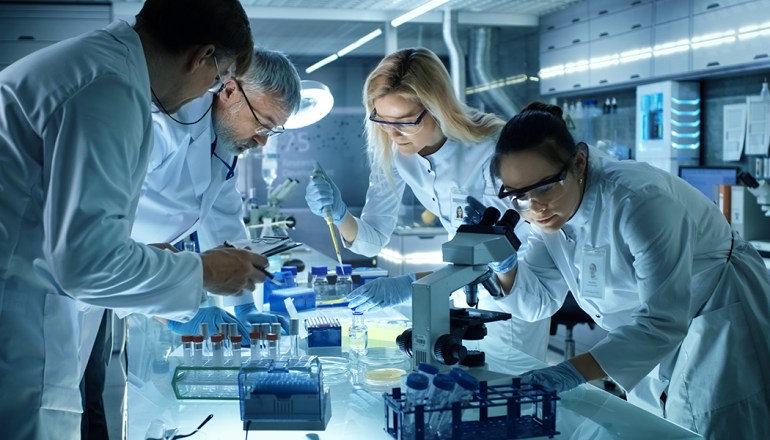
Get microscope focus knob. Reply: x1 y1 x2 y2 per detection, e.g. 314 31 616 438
396 329 413 358
434 334 467 366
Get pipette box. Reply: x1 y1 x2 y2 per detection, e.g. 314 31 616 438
383 377 559 440
305 317 342 348
268 287 315 313
239 356 331 431
171 363 241 400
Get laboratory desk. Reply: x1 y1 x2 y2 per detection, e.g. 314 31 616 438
126 246 702 440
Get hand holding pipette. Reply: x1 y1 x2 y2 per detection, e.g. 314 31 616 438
305 162 346 266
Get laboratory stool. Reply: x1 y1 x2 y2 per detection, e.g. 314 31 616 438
549 292 595 361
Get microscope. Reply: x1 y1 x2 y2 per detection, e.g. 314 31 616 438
246 178 299 238
397 207 521 371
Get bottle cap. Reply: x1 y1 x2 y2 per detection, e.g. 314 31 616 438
433 374 455 391
455 373 479 391
230 335 242 343
266 333 279 341
281 265 298 275
192 335 204 343
418 362 439 376
336 264 353 275
249 331 260 340
406 372 429 390
311 266 328 275
181 335 194 343
210 333 224 343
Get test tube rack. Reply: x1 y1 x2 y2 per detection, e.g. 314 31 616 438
383 377 559 440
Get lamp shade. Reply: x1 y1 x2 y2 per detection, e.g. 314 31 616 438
284 80 334 129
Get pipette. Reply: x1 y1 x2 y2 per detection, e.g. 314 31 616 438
324 207 344 267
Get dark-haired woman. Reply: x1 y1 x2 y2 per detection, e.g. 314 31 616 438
491 102 770 439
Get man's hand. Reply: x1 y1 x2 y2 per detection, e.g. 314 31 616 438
200 247 268 295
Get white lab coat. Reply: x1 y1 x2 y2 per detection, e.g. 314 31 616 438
498 147 770 438
0 21 202 440
349 136 550 363
132 94 251 306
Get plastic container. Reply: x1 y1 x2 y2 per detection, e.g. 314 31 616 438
348 311 368 356
359 347 410 392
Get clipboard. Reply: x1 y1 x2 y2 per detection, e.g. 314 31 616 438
229 236 303 257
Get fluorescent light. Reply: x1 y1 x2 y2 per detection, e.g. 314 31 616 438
337 29 382 57
305 54 338 74
390 0 450 28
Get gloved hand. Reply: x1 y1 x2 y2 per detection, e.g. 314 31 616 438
234 302 290 335
518 360 586 394
346 273 416 312
305 161 347 223
489 252 518 274
167 306 250 341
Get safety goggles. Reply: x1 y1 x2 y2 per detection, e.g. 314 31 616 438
369 108 428 136
235 80 285 137
498 159 571 212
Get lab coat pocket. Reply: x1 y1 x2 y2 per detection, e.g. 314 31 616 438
41 294 83 413
670 301 760 417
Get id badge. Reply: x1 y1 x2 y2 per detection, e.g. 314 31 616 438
581 246 607 299
450 189 468 229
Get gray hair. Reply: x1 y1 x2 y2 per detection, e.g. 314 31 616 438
238 47 302 115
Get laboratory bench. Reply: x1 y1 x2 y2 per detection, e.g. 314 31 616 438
125 245 703 440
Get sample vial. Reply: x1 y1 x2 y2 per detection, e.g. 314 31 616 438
249 331 261 360
266 333 279 359
404 373 430 440
308 265 328 288
312 268 330 302
192 335 204 366
335 264 353 299
230 335 242 366
199 323 210 354
348 311 368 356
181 335 193 365
260 323 270 357
211 334 224 366
218 322 231 355
288 319 300 358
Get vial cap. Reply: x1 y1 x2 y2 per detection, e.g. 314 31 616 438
433 374 455 391
181 335 194 342
210 334 224 343
230 335 242 343
290 319 300 335
406 372 429 390
281 265 298 275
336 264 353 275
266 333 279 341
455 373 479 391
192 335 204 343
418 362 439 376
249 331 260 340
311 266 328 276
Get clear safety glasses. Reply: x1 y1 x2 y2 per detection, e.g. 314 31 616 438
498 159 572 212
369 108 428 136
235 80 285 137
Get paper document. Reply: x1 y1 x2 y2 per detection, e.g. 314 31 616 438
745 95 770 155
723 103 746 161
230 236 303 257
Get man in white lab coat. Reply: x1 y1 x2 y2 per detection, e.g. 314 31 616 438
0 1 265 439
135 47 301 337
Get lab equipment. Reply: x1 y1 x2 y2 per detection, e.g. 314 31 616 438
348 311 368 356
346 273 416 312
518 361 586 394
181 335 193 365
403 372 429 440
325 208 344 267
384 377 559 440
239 357 331 431
167 307 248 343
358 347 410 393
249 331 261 360
200 323 210 354
307 265 326 288
171 364 241 400
211 334 225 366
280 266 298 287
266 333 279 359
218 322 231 354
246 177 300 238
306 162 346 263
425 374 455 437
312 268 331 303
288 319 300 358
396 207 517 370
268 287 315 314
259 323 270 357
305 317 342 348
435 370 479 438
192 336 204 366
335 264 353 299
231 335 242 366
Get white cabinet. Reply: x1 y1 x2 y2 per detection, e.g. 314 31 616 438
692 0 755 15
541 1 589 31
654 0 691 24
540 44 591 94
589 2 653 40
0 2 110 70
589 29 653 87
653 18 691 77
589 0 653 19
540 22 590 51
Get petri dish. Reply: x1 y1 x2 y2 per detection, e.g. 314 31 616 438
318 356 349 384
358 347 409 392
363 368 406 392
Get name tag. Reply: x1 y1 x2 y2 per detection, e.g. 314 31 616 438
581 246 607 299
450 190 469 229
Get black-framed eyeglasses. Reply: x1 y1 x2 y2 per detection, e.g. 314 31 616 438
498 159 571 212
368 108 428 135
235 80 285 137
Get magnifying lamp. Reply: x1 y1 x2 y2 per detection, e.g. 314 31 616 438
284 80 334 129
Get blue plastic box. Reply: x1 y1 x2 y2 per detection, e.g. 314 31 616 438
268 287 315 314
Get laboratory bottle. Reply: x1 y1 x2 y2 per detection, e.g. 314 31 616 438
435 370 479 438
348 311 368 356
211 334 224 366
425 374 456 438
403 372 429 440
249 331 261 360
335 264 353 300
266 333 279 359
312 268 330 303
192 335 204 366
308 265 328 289
230 335 242 366
288 318 300 358
181 335 193 365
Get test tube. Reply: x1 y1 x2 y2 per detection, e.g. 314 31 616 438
199 323 210 354
249 330 261 360
260 323 270 357
211 334 224 366
266 333 279 359
181 335 193 365
230 335 242 365
288 319 300 358
218 322 232 355
192 335 204 366
271 323 282 352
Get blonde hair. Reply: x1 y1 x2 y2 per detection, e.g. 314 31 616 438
363 47 504 187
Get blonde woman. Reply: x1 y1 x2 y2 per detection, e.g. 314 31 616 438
305 47 550 362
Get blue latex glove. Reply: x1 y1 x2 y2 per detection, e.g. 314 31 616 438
519 360 586 394
346 273 416 312
234 303 290 335
167 306 250 341
305 161 347 223
489 252 518 274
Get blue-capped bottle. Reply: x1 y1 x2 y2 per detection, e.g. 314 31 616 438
335 264 353 300
312 267 330 303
